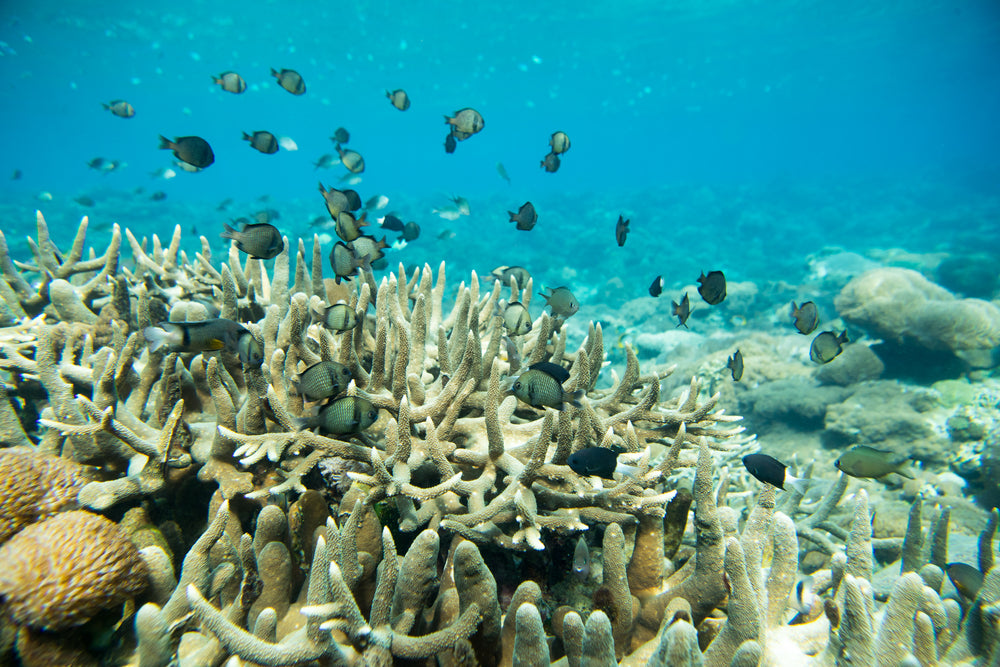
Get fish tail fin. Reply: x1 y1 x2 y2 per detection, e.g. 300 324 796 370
896 465 916 480
211 75 220 84
142 324 177 352
566 390 585 409
839 330 850 344
101 102 110 110
358 212 369 227
786 475 811 495
444 115 452 124
507 211 517 221
157 135 173 150
242 132 251 141
270 67 279 77
220 223 238 240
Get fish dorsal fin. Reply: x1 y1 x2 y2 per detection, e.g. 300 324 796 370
529 361 569 383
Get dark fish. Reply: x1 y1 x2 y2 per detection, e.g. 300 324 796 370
74 195 94 207
143 318 263 367
401 221 420 242
336 144 365 173
343 189 363 211
102 100 135 118
216 198 233 211
437 229 456 240
539 286 578 318
380 214 405 232
742 453 809 492
835 445 914 479
672 293 691 328
314 154 338 170
150 191 167 201
496 162 511 184
809 330 848 364
386 88 410 110
648 275 663 298
316 395 379 435
243 131 279 154
11 169 21 180
549 131 571 155
444 133 457 154
323 303 358 331
567 447 618 479
791 301 819 335
335 211 368 242
348 235 389 264
540 152 561 173
444 108 485 136
319 182 351 218
572 535 590 580
946 563 984 599
615 215 630 247
271 68 305 95
510 362 583 410
727 349 744 381
697 270 726 305
213 71 246 94
502 301 532 336
221 222 284 259
329 241 369 284
294 361 352 402
159 135 214 169
331 127 350 144
87 157 123 173
491 265 531 287
509 201 537 231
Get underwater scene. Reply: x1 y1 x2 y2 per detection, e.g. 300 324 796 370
1 0 1000 665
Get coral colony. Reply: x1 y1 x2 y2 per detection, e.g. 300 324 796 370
0 212 998 666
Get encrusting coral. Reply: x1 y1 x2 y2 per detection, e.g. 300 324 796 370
0 212 997 665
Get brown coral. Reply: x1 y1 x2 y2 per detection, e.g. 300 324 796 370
0 510 148 630
0 448 88 544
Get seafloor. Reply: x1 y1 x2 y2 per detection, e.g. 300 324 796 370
0 175 998 666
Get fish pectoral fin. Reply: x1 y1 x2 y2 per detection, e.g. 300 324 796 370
204 338 226 350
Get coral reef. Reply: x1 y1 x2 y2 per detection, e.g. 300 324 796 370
0 213 996 665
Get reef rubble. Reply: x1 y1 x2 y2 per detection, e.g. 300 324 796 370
0 213 996 666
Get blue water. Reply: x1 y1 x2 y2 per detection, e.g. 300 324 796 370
0 0 998 295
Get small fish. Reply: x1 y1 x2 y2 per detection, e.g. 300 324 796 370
491 265 532 287
150 167 176 180
509 201 537 231
791 301 819 335
213 71 246 94
444 107 485 136
349 235 389 264
331 127 350 144
567 447 619 479
294 361 353 402
314 154 338 170
549 131 571 155
323 303 358 332
87 157 124 173
278 136 298 151
143 318 263 367
401 221 420 242
444 133 457 154
648 276 663 298
615 215 630 247
741 453 809 493
335 211 368 242
102 100 135 118
150 191 167 201
433 206 462 221
74 195 94 207
697 270 726 305
364 195 389 212
159 135 214 169
502 335 521 373
809 330 849 364
271 67 305 95
220 222 284 259
789 576 817 623
727 349 744 381
252 209 280 224
572 535 591 580
946 563 984 599
835 445 914 479
336 144 365 173
329 241 370 284
672 293 691 328
437 229 456 241
496 162 511 184
243 131 279 154
510 362 583 410
315 395 379 435
501 301 532 336
449 196 471 216
36 191 53 201
539 286 579 318
386 88 410 110
540 152 561 173
10 169 21 180
380 214 405 232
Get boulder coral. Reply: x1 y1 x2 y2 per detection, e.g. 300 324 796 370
835 267 1000 353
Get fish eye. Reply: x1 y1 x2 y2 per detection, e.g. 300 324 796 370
513 381 521 390
368 410 377 420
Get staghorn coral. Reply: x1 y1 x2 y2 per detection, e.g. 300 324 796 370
0 213 998 665
0 510 148 630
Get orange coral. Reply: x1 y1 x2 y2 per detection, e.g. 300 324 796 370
0 510 148 630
